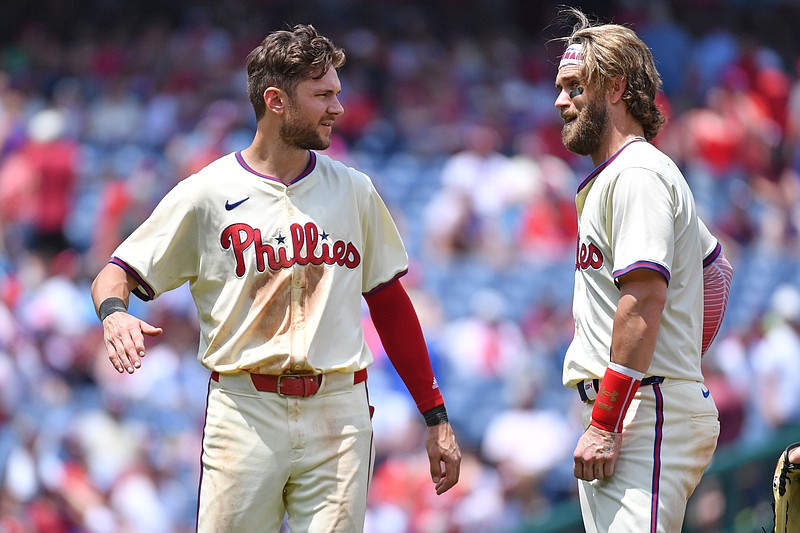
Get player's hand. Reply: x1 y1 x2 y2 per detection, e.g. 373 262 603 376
788 445 800 465
424 421 462 495
573 424 622 481
102 311 163 374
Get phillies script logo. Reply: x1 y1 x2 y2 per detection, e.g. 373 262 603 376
576 240 604 270
221 222 361 276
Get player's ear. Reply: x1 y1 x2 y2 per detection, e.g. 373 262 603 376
264 87 285 115
608 76 626 104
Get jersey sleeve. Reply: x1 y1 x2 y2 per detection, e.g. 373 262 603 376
359 179 409 294
698 217 722 266
607 169 674 284
111 179 200 300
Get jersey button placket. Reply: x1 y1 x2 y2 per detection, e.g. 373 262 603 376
286 190 305 370
289 268 306 371
285 186 296 216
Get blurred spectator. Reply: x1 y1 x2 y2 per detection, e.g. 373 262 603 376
700 358 746 447
423 124 509 263
751 284 800 429
437 289 529 446
0 108 79 256
506 131 577 262
481 382 576 523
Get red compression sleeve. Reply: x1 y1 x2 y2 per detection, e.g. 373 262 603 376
364 280 444 413
591 367 641 433
701 252 733 356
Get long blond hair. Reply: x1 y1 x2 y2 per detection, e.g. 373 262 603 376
559 8 665 141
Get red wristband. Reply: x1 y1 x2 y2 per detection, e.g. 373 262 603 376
590 367 641 433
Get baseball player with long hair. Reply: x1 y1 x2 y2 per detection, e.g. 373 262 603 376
553 8 732 532
90 23 461 532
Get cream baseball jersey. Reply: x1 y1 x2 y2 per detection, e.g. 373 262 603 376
563 138 708 386
111 151 408 374
698 218 721 264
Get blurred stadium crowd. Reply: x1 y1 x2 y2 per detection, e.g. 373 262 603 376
1 0 800 531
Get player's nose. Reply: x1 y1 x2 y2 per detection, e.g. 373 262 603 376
329 97 344 116
555 88 572 109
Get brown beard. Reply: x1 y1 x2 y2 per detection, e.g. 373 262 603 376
561 97 608 156
280 101 331 151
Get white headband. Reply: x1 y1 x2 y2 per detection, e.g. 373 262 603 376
559 43 584 69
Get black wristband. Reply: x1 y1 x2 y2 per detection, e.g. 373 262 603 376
422 404 449 427
98 297 128 322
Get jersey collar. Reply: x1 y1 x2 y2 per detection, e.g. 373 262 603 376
235 150 317 185
575 137 645 215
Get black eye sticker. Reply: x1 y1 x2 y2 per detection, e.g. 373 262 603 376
569 87 584 98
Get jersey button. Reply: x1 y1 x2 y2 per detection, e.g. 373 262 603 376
288 209 295 216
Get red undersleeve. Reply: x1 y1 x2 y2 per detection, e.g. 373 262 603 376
364 280 444 413
702 253 733 356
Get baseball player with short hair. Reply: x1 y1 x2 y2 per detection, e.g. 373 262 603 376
553 8 732 532
90 23 461 532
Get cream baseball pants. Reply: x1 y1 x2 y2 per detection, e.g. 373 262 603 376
578 378 720 533
198 371 374 532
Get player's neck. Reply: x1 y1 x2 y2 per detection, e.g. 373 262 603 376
242 137 310 185
591 122 646 166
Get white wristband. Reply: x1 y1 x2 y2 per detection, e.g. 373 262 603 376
608 361 645 381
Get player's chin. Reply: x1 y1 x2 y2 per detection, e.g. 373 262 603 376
303 134 331 151
318 135 333 150
561 126 577 148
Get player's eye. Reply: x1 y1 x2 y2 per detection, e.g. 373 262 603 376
569 86 584 98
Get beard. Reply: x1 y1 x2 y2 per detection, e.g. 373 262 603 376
280 102 331 151
561 97 608 156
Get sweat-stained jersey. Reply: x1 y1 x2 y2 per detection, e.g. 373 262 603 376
111 150 408 375
563 138 710 386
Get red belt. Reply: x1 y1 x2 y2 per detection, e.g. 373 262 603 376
210 369 367 398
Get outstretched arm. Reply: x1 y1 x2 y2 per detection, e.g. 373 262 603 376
364 279 462 494
91 263 162 374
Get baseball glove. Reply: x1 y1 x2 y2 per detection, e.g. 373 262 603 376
772 442 800 533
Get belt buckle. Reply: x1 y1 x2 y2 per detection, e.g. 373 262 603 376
276 374 315 397
579 379 599 402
